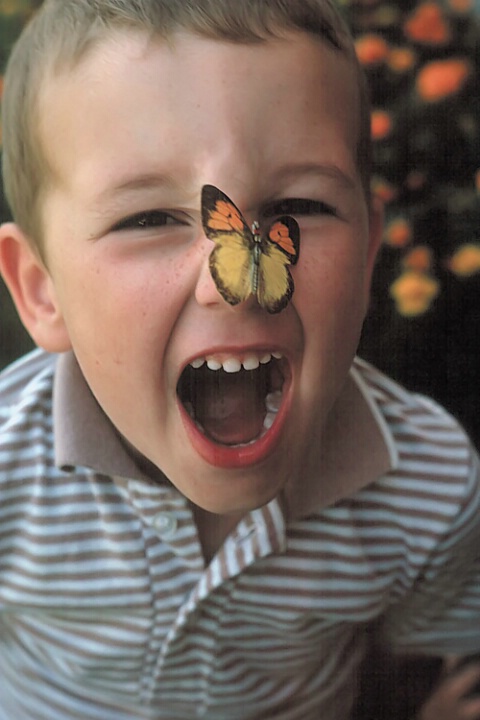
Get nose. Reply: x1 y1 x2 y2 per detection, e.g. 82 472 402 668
194 246 227 308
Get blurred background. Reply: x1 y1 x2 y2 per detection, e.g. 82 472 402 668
0 0 41 367
0 0 479 448
346 0 480 450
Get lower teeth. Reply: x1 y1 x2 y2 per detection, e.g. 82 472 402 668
265 390 282 412
263 412 276 430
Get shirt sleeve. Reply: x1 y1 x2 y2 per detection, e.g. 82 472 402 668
381 445 480 655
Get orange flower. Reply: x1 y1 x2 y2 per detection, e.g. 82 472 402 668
447 244 480 277
447 0 473 13
384 218 412 248
404 2 452 45
207 200 244 232
387 47 417 74
371 176 398 204
405 170 428 192
371 110 393 141
402 246 433 273
355 34 389 66
476 169 480 193
390 270 439 316
416 58 471 102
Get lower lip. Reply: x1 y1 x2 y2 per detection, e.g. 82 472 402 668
178 391 290 469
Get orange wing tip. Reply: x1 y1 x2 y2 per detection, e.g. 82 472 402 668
268 221 297 258
207 200 244 232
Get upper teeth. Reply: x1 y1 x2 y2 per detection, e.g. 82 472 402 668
190 351 282 373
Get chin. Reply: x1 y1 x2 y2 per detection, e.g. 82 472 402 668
175 452 288 515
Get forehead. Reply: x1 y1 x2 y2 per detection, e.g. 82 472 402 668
37 29 361 202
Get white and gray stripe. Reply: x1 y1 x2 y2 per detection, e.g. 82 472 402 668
1 349 480 719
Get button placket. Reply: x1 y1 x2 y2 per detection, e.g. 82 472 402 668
124 479 205 570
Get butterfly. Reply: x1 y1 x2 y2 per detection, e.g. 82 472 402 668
201 184 300 314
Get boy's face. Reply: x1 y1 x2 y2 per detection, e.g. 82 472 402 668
19 29 381 514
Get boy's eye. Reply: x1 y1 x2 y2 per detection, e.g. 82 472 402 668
263 198 337 219
110 210 189 232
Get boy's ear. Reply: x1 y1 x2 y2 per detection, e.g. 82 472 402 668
0 222 71 353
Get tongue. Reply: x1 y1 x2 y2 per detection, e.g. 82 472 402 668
194 371 266 445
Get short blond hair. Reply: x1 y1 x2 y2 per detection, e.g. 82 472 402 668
2 0 371 252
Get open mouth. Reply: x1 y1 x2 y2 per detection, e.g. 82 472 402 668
176 352 289 447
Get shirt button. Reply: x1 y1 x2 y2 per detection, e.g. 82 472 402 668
151 512 177 538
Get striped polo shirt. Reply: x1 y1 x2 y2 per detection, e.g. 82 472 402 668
1 348 480 720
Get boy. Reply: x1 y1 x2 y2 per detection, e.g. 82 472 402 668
0 0 480 718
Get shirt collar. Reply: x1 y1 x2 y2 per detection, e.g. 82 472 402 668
53 351 397 517
283 363 398 518
53 351 154 483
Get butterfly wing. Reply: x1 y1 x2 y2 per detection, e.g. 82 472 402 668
209 236 255 306
257 215 300 313
202 184 256 306
202 185 301 312
267 216 300 265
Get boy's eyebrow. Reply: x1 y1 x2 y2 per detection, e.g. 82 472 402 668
91 163 355 213
87 172 184 225
272 162 356 190
98 172 178 200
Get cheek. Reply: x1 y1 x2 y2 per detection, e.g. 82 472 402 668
295 244 368 323
294 243 369 388
50 256 184 375
77 251 183 315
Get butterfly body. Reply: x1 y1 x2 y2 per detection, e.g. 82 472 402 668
201 185 300 314
250 223 264 293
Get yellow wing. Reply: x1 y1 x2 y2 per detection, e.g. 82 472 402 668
209 232 255 306
257 244 294 314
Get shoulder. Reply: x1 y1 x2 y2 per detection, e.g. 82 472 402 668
353 355 473 450
0 347 56 404
0 348 57 465
351 356 480 530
